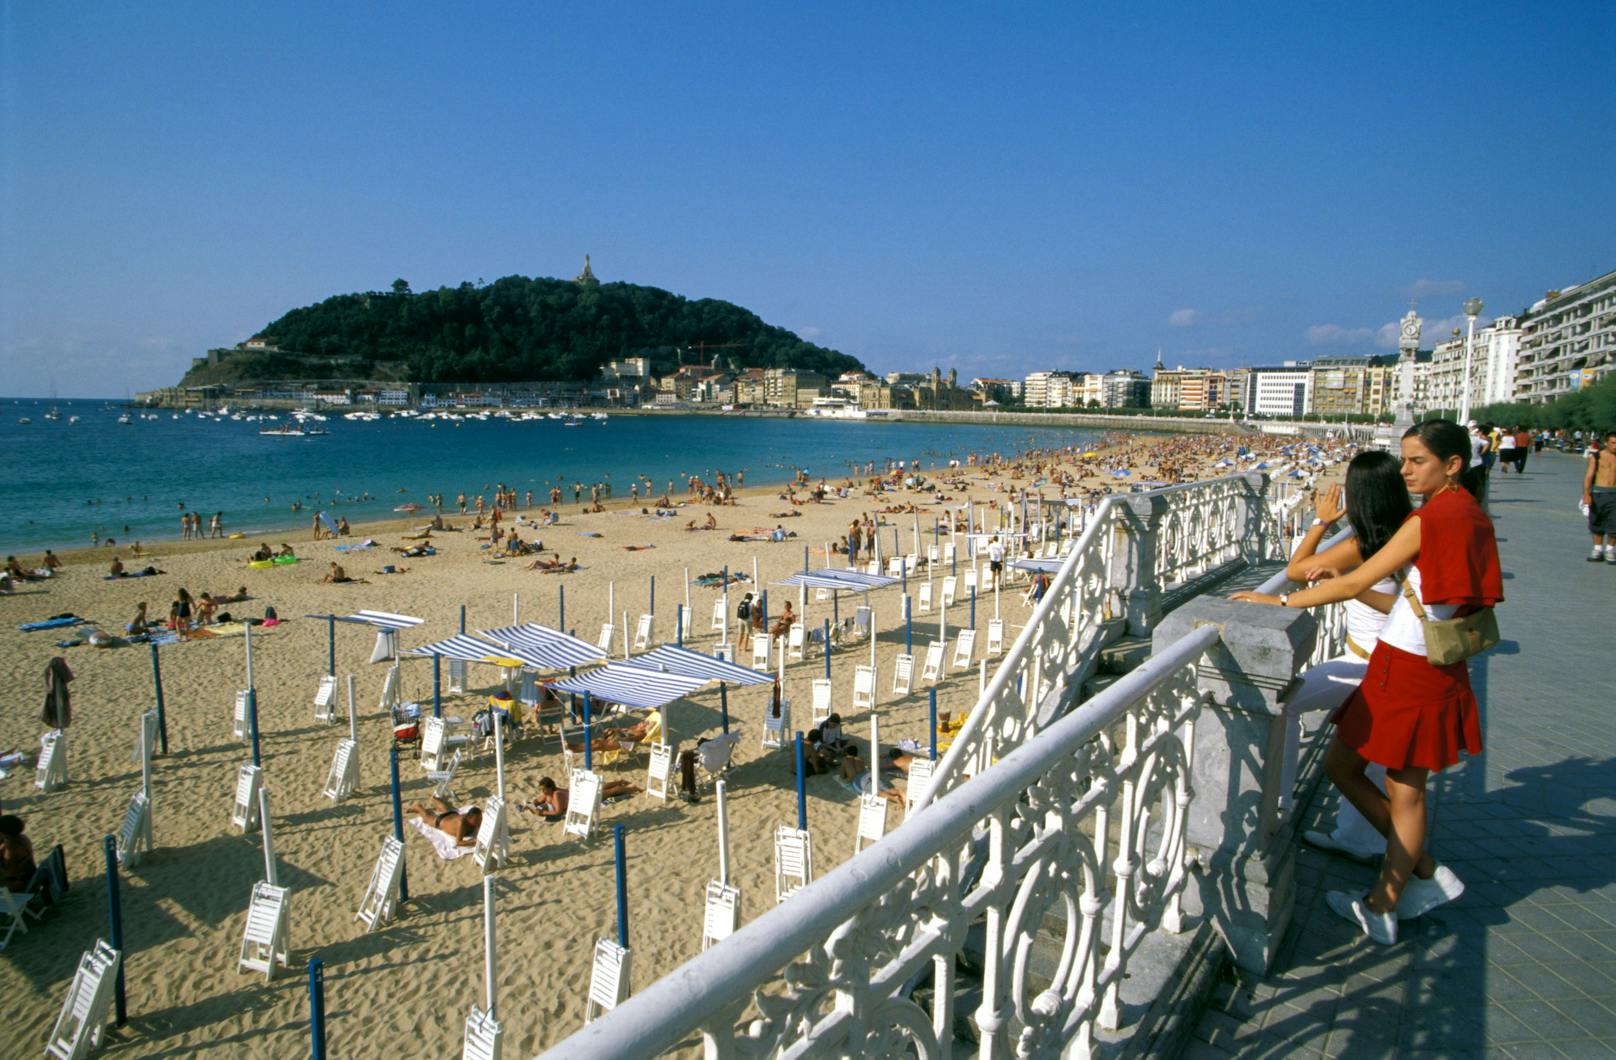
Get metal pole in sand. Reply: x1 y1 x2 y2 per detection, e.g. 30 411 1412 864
970 584 976 630
459 604 466 635
583 692 594 771
347 675 358 745
482 874 498 1019
149 642 169 755
259 786 278 886
715 779 730 885
794 732 807 830
904 594 912 654
607 582 614 639
719 682 729 734
613 824 629 949
621 612 630 660
683 568 691 635
102 836 127 1025
433 654 442 719
929 687 938 760
823 619 832 680
308 958 328 1059
513 591 519 626
649 574 656 628
389 745 409 901
493 705 506 802
559 583 565 631
676 604 683 648
869 714 880 792
326 615 336 677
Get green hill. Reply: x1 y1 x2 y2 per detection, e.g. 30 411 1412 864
180 274 864 385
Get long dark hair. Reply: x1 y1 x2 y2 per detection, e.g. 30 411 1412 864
1403 419 1478 495
1344 450 1411 559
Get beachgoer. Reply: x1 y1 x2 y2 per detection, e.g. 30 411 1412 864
987 535 1005 589
322 562 352 584
407 796 483 846
1583 430 1616 563
0 815 37 893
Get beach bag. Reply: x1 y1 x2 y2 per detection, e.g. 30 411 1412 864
264 605 278 621
736 598 751 620
1398 578 1499 666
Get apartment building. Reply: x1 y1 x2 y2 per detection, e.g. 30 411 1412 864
1245 365 1313 417
1308 356 1394 419
1512 268 1616 404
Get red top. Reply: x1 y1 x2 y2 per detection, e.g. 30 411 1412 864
1413 486 1504 606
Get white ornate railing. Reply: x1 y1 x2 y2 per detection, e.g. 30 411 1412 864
543 625 1220 1060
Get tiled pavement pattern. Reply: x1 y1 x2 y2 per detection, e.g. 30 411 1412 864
1186 451 1616 1059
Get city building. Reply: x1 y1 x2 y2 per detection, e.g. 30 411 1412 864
1245 364 1313 418
1423 317 1523 414
1512 268 1616 404
1308 355 1394 419
762 367 826 408
1023 371 1079 409
1151 363 1231 412
1100 369 1150 408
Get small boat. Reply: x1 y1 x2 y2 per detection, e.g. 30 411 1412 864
43 408 61 421
17 417 31 424
117 413 133 424
68 415 80 424
259 424 324 438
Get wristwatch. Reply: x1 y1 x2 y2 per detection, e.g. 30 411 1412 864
1311 517 1328 528
1278 593 1290 607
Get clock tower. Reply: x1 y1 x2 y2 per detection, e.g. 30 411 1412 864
1393 307 1422 428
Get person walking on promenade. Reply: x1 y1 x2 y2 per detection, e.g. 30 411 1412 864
1585 429 1616 563
1233 420 1501 944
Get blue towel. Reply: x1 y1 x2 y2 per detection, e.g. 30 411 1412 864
20 616 86 632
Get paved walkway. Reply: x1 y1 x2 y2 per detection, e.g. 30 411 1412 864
1187 450 1616 1059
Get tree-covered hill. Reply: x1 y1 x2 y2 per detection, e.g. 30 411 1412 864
181 275 864 385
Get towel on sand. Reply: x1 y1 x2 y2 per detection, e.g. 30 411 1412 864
408 808 477 859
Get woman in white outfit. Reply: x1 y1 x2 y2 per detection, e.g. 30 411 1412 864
1276 452 1408 861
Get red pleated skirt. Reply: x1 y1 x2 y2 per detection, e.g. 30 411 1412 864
1331 641 1483 771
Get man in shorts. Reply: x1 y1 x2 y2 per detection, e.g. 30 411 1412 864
987 535 1005 589
1585 430 1616 563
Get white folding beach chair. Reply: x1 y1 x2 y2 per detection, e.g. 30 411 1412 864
45 939 121 1059
597 621 613 655
953 629 977 669
864 559 880 577
701 880 741 950
231 763 262 832
854 794 888 854
886 556 903 577
853 605 873 641
774 826 813 904
750 636 771 672
904 756 936 820
473 795 509 871
238 881 291 981
892 653 915 695
645 743 673 802
116 792 152 868
941 575 958 607
379 664 402 713
810 679 832 726
447 658 467 694
927 544 939 565
322 738 359 803
313 675 337 724
851 665 875 711
678 605 693 640
963 567 978 596
905 553 919 573
633 613 654 650
762 704 790 750
419 716 466 771
585 937 633 1023
370 628 399 664
918 581 934 614
787 622 806 661
355 836 404 933
922 640 945 684
564 769 603 842
232 690 249 741
987 618 1005 655
0 889 40 952
462 1005 503 1060
710 598 727 631
428 747 463 802
35 729 67 792
943 541 956 566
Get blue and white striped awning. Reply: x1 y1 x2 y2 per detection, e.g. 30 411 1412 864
775 568 900 593
550 663 710 710
330 610 424 631
625 644 774 686
1011 557 1064 574
408 634 553 670
479 622 607 672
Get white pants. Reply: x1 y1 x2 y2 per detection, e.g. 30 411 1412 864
1281 652 1387 850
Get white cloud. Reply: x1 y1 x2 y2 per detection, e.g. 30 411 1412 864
1376 322 1401 349
795 325 823 341
1168 308 1202 327
1407 278 1465 298
1305 323 1375 346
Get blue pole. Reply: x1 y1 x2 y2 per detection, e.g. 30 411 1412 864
676 604 683 648
719 682 729 733
761 590 768 630
432 654 442 718
102 836 127 1025
970 585 976 629
559 583 565 631
326 615 336 677
905 595 913 654
389 745 409 901
929 688 938 761
803 544 809 573
247 688 261 767
149 642 169 755
308 958 327 1059
794 732 807 830
583 692 594 771
823 619 831 680
901 562 907 595
613 824 628 949
649 575 655 619
459 604 466 634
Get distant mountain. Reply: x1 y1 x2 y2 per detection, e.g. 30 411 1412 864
179 273 864 386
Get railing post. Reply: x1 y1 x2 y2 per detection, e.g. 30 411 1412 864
1110 494 1164 635
1152 595 1317 973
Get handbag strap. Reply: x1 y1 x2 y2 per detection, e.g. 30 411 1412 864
1395 571 1430 622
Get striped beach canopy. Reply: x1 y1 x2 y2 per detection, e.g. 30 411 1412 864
479 622 607 672
331 610 424 631
550 663 709 710
408 634 553 670
625 644 773 686
1010 557 1065 574
774 568 900 593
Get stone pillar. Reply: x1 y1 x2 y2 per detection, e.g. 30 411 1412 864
1236 472 1275 566
1152 596 1317 973
1110 493 1164 636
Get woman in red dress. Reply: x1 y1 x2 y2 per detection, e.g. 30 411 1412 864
1234 420 1502 944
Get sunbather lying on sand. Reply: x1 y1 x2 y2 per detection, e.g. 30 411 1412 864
407 797 483 846
518 776 639 821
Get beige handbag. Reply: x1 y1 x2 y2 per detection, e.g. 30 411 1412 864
1398 578 1499 666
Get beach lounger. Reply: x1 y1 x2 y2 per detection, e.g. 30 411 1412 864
645 743 673 802
963 568 978 595
633 613 653 650
952 629 977 669
584 937 632 1023
787 622 806 661
323 738 360 803
701 880 741 951
472 795 509 871
921 641 945 684
774 826 813 904
115 791 152 868
853 794 888 854
810 679 832 726
709 598 728 632
852 665 875 711
864 560 880 577
941 575 958 608
886 556 903 577
238 881 292 981
447 658 467 694
231 763 262 832
35 730 67 792
892 653 914 695
369 628 399 664
564 769 603 842
355 836 404 933
0 888 41 952
232 690 249 741
762 703 790 750
463 1006 503 1060
853 605 873 640
420 716 467 771
45 939 121 1059
927 545 939 565
987 618 1005 655
313 675 337 723
943 542 956 566
379 664 403 713
905 553 919 573
428 747 462 802
750 636 771 672
918 581 933 614
904 756 935 821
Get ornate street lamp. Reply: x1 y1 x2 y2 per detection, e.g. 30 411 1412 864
1459 297 1484 422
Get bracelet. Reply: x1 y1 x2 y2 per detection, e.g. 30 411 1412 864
1311 517 1328 528
1278 593 1290 607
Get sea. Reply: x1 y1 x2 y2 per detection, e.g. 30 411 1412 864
1 397 1109 553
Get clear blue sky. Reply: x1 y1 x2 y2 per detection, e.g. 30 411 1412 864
3 2 1612 397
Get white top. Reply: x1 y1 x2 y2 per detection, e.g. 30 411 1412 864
987 541 1004 562
1497 433 1516 451
1344 575 1398 649
1469 434 1488 467
1377 564 1460 656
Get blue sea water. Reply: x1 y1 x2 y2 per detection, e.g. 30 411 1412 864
1 397 1108 553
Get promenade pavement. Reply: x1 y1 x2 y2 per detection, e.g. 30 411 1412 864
1187 449 1616 1058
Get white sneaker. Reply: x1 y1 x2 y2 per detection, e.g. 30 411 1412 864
1302 829 1381 864
1397 864 1465 919
1606 546 1616 564
1326 890 1397 945
1591 547 1607 562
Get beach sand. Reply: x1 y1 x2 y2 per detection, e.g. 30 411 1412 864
0 433 1270 1056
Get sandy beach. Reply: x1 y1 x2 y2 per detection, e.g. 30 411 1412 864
0 430 1290 1056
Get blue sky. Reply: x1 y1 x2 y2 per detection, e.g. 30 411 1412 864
3 2 1612 397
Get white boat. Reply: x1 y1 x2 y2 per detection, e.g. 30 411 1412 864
17 416 31 424
259 424 326 438
804 397 897 420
